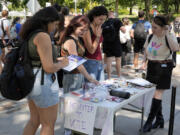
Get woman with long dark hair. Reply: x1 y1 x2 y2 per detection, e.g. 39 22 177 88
83 6 108 81
60 15 99 94
20 7 69 135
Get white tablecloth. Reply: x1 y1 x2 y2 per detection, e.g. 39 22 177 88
64 87 155 135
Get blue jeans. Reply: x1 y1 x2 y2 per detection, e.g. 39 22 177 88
84 59 104 82
63 73 84 94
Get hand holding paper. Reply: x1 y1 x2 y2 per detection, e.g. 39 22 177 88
57 57 69 68
62 55 87 72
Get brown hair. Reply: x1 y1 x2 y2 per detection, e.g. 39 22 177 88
138 10 145 18
122 17 129 25
153 15 168 27
60 15 90 44
1 10 9 17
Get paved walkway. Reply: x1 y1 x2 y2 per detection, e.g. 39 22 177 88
0 55 180 135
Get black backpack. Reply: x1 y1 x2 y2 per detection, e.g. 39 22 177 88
102 18 116 42
0 30 43 100
148 34 179 68
134 20 148 40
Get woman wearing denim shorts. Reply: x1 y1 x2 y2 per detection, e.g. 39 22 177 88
20 7 69 135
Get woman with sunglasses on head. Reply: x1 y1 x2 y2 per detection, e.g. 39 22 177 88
141 15 179 133
60 15 99 94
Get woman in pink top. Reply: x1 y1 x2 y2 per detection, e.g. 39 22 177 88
83 6 108 81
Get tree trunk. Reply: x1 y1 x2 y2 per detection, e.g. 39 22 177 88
174 0 180 13
163 0 169 13
145 0 150 21
129 7 133 15
50 0 54 5
115 0 119 17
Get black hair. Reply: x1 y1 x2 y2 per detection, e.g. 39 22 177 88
61 7 69 16
153 15 168 27
11 17 20 28
52 3 61 12
138 10 145 18
87 6 108 22
19 7 60 40
58 13 65 32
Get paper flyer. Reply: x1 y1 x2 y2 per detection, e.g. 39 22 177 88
63 55 87 72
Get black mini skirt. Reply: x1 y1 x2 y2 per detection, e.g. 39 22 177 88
146 60 173 90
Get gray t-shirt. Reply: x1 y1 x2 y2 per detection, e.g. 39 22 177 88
0 17 10 39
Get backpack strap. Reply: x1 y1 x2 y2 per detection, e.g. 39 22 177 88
148 34 153 43
165 35 171 53
164 35 174 61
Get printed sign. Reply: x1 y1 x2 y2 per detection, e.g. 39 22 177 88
64 97 97 135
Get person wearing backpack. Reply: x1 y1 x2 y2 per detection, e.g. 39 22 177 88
10 17 21 40
102 11 126 79
20 7 69 135
130 10 152 71
0 9 11 73
141 15 179 133
0 9 11 48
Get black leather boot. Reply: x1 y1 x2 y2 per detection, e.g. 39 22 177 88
142 98 161 132
152 102 164 129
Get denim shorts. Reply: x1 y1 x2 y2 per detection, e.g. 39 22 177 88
28 68 59 108
63 73 84 94
83 59 104 81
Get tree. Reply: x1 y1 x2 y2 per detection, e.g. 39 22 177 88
145 0 151 20
173 0 180 13
115 0 118 17
119 0 139 15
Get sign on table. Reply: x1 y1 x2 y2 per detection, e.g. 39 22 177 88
64 97 97 135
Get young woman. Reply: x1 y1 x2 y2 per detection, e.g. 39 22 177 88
60 15 99 94
83 6 108 81
141 15 179 133
20 7 69 135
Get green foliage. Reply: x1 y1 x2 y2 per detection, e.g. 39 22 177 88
7 3 24 11
3 0 179 16
118 8 129 15
0 4 2 11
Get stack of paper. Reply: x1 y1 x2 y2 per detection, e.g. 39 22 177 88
126 78 154 88
63 55 87 72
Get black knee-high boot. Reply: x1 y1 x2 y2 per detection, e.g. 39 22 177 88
152 101 164 129
142 98 161 132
